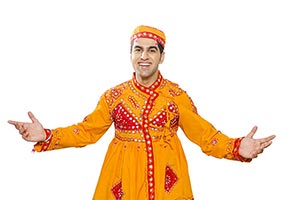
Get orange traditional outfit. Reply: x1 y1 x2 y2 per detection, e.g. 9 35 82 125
34 26 248 200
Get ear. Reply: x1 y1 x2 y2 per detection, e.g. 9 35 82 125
159 51 165 64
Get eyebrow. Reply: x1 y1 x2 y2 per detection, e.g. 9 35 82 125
134 45 158 51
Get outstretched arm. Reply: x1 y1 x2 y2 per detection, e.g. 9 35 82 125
238 126 276 159
8 111 46 142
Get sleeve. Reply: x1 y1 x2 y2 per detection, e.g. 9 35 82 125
34 92 113 152
177 91 248 161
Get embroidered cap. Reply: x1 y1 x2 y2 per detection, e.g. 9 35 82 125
130 25 166 48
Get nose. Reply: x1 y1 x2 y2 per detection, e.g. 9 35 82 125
141 51 148 59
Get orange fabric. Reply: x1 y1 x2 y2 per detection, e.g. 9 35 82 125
34 72 240 200
131 25 166 47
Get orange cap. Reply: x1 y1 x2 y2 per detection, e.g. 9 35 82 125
130 25 166 47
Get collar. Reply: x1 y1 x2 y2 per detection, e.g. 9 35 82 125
132 72 163 95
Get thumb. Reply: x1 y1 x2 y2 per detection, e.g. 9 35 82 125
28 111 40 124
246 126 258 139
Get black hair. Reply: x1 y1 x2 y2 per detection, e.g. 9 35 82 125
157 43 164 54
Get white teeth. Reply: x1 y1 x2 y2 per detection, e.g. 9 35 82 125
139 63 150 66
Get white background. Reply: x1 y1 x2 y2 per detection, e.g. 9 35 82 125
1 0 299 199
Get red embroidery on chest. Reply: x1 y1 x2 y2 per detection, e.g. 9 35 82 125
168 87 183 97
167 102 179 129
112 88 122 98
168 101 178 113
150 111 167 127
112 103 142 131
165 165 178 193
111 181 124 199
128 95 140 109
170 116 179 128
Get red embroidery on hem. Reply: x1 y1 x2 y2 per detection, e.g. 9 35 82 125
111 181 124 200
165 165 178 193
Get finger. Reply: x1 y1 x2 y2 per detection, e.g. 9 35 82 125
7 120 18 125
21 125 28 134
246 126 258 138
266 134 276 141
9 121 22 130
22 132 30 140
28 111 39 123
8 120 26 131
262 140 273 149
18 124 25 134
22 131 28 137
257 148 264 154
259 135 276 144
250 152 258 158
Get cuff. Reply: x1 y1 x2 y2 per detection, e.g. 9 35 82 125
32 129 53 152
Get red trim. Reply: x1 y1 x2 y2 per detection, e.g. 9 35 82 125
233 137 252 162
40 129 52 151
131 31 165 47
131 72 163 199
141 92 159 199
132 72 162 95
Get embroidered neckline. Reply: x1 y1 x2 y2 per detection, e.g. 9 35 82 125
132 72 163 95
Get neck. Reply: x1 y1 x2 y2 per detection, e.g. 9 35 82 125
135 72 159 87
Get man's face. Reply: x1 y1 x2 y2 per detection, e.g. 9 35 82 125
130 38 165 85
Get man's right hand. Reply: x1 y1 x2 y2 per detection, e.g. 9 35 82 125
8 111 46 142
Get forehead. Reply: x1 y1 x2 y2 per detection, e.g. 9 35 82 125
132 38 158 47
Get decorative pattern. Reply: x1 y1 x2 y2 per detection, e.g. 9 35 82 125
40 129 53 151
111 181 124 199
150 111 167 127
165 165 178 193
142 95 158 200
112 103 142 132
168 101 179 130
131 31 165 47
105 83 126 107
128 95 140 109
73 128 80 134
132 73 164 200
170 116 179 129
187 95 198 114
33 129 62 152
168 88 182 97
167 101 178 114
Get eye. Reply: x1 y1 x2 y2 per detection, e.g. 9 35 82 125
149 48 157 53
134 48 141 53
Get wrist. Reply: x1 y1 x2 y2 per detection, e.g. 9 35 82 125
233 137 252 162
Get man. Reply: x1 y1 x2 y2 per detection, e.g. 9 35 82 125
8 25 276 200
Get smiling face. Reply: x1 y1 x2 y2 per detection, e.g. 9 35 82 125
130 38 165 87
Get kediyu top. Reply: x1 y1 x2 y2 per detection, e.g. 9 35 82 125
34 72 248 200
